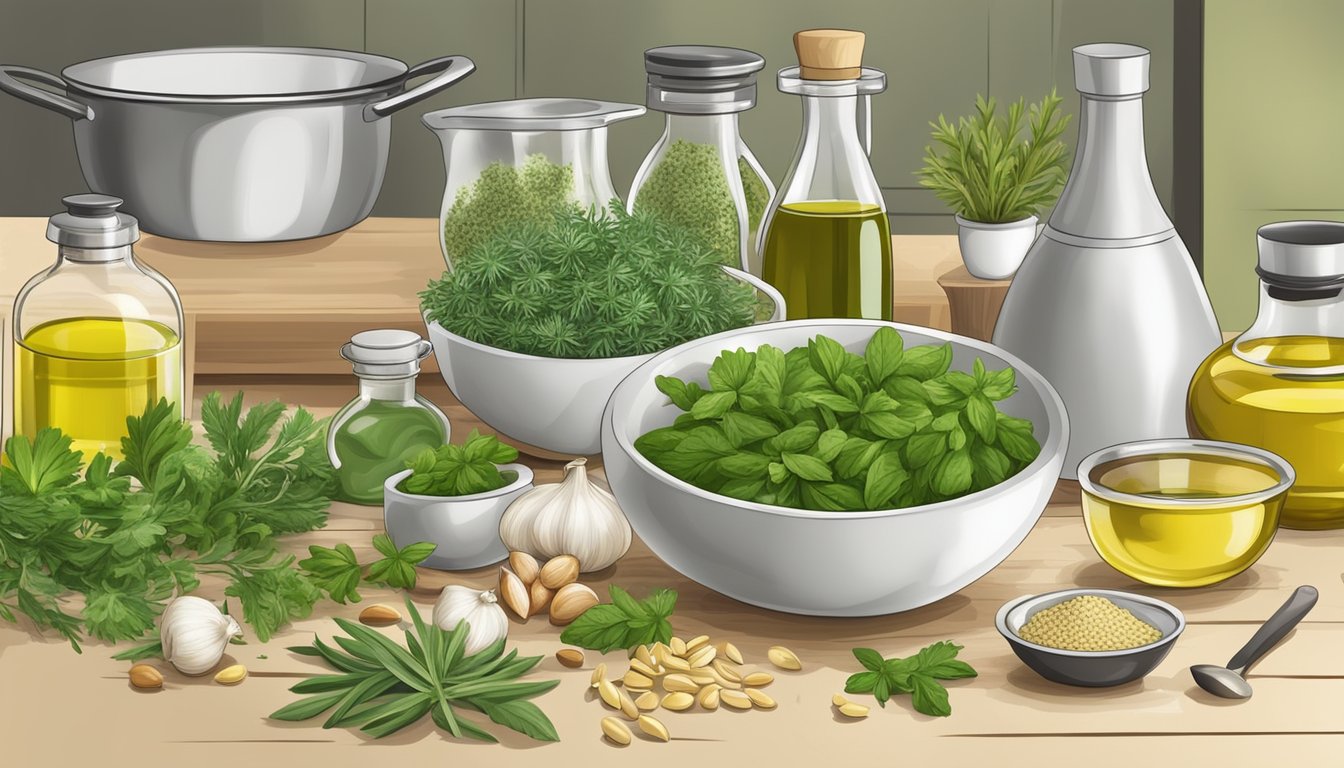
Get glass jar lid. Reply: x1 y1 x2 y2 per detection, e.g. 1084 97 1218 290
644 45 765 115
46 193 140 250
776 65 886 97
1257 221 1344 283
422 97 645 132
341 329 433 378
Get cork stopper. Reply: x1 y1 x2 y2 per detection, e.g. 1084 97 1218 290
793 29 865 80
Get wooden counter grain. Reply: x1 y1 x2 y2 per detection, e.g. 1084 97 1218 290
2 378 1339 767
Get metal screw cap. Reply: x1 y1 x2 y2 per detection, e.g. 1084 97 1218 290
46 193 140 249
1256 220 1344 281
1073 43 1150 97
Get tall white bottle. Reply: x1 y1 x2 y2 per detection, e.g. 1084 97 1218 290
992 43 1220 479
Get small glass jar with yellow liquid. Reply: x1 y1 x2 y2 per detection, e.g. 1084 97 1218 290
12 194 184 462
1188 221 1344 529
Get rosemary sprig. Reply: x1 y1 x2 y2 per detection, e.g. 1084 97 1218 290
271 597 559 742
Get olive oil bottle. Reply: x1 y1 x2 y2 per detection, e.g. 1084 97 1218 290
761 201 892 320
13 195 185 462
1188 221 1344 529
757 30 892 320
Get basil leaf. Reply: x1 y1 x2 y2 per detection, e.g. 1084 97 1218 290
905 432 947 469
863 451 909 509
898 343 952 380
932 449 974 497
997 415 1042 463
965 393 998 443
944 370 979 396
764 424 821 456
691 390 738 420
721 412 779 448
852 647 886 672
782 453 833 482
845 670 880 693
801 482 864 511
798 390 861 414
971 441 1012 488
864 326 904 386
909 675 952 717
738 344 786 410
808 335 850 384
982 368 1018 401
835 437 883 479
815 428 848 463
708 348 756 392
718 452 772 479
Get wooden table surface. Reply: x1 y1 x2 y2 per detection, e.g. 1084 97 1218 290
3 376 1339 767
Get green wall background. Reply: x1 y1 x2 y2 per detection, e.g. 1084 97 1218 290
1204 0 1344 330
0 0 1178 236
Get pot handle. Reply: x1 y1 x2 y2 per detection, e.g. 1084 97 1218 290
0 65 93 121
365 55 476 121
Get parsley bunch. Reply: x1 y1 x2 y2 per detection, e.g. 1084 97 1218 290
634 328 1042 511
846 641 977 717
421 203 760 359
0 394 337 650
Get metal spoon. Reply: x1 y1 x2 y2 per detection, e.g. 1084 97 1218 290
1190 585 1319 699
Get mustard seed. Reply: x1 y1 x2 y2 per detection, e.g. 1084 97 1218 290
1017 594 1162 651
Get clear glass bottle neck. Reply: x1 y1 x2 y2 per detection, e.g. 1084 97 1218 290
58 244 134 264
1240 282 1344 344
357 376 418 402
663 112 740 146
777 95 882 206
1049 94 1172 238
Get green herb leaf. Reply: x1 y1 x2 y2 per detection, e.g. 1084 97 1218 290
910 674 952 717
853 647 886 672
846 641 976 718
559 586 677 653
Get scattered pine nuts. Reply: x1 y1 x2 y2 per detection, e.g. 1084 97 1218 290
637 714 671 742
767 645 802 671
601 716 632 746
556 648 584 668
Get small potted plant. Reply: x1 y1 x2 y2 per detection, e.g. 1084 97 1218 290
916 90 1071 280
383 430 534 571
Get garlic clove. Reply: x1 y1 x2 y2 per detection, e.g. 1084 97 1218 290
498 458 632 573
433 585 509 655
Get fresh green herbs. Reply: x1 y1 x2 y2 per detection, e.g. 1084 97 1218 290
397 430 519 497
845 641 977 717
916 90 1071 223
558 585 678 653
272 597 559 742
442 153 581 263
298 534 437 604
0 394 335 650
634 328 1042 512
633 139 765 266
421 204 760 360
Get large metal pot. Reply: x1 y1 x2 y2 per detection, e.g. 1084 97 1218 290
0 47 475 242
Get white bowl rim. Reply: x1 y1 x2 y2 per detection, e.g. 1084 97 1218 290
383 463 535 502
606 318 1069 521
425 316 656 364
994 588 1186 658
1076 438 1296 510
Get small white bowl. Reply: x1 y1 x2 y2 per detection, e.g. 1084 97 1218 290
956 214 1040 280
382 464 534 571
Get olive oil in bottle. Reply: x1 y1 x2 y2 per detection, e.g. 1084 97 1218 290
16 317 182 460
1189 335 1344 528
12 195 186 463
761 201 892 320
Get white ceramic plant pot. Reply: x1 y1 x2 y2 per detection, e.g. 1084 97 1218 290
956 214 1040 280
383 465 534 571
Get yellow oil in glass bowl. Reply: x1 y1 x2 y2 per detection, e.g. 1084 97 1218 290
1078 440 1294 588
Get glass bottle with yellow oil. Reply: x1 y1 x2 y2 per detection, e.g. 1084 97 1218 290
12 194 184 462
1188 220 1344 530
758 29 892 321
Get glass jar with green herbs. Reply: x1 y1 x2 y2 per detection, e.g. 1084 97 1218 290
423 98 645 269
628 46 775 274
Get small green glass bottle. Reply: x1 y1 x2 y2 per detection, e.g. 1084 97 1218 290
327 330 451 505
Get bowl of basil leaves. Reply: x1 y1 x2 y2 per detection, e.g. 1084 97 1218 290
383 431 533 571
601 319 1068 616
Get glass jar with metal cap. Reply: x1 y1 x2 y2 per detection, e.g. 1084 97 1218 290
627 45 775 273
759 29 892 320
1189 221 1344 529
12 193 184 461
327 329 451 505
423 97 645 269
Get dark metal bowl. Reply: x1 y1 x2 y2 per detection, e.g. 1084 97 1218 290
996 588 1185 687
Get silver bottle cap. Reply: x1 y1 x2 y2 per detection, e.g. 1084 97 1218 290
46 193 140 249
644 46 765 115
1073 43 1149 98
341 329 433 378
1257 220 1344 281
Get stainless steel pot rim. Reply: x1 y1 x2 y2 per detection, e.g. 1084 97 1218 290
61 45 417 104
1076 438 1297 510
605 318 1069 521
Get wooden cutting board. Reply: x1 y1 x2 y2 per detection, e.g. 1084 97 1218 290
0 217 961 377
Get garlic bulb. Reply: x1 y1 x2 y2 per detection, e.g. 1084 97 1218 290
160 595 242 676
498 458 631 572
433 586 509 655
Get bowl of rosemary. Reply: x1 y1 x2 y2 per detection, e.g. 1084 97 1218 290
421 204 783 455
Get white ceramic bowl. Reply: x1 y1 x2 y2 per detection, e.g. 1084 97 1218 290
601 319 1068 616
383 464 533 571
426 267 784 455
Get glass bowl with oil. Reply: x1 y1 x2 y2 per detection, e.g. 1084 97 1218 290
1077 439 1295 588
